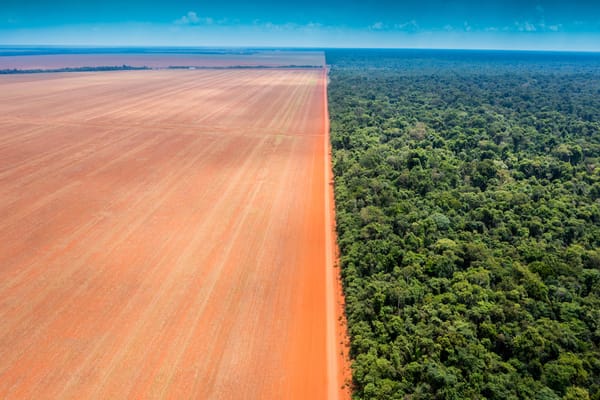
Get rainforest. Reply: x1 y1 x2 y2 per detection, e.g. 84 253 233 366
327 49 600 400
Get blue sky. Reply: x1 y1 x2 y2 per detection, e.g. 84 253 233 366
1 1 599 50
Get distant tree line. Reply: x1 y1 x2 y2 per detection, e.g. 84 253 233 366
327 50 600 399
0 64 322 75
167 65 322 70
0 65 150 74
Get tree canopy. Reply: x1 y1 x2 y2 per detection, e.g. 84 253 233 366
327 49 600 399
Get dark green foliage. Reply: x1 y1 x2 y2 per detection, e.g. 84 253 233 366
0 65 151 74
327 50 600 399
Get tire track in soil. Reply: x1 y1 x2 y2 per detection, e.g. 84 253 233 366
0 67 349 399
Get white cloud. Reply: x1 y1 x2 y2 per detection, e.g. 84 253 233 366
507 4 562 33
394 20 420 32
514 21 537 32
261 22 299 32
371 21 385 30
512 19 562 32
263 22 280 30
252 21 326 34
174 11 213 25
187 11 200 24
548 24 562 32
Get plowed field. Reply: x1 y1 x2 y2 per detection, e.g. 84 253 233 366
0 69 345 399
0 51 325 70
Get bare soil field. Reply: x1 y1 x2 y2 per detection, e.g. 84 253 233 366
0 51 325 70
0 68 345 398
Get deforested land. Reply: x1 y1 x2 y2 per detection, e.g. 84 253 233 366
0 50 346 399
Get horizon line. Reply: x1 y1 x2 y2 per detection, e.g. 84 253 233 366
1 44 600 54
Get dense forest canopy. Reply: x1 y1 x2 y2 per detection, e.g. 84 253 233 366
326 49 600 399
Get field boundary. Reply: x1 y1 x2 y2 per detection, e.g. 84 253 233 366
323 66 351 400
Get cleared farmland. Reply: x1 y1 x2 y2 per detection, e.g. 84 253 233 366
0 51 325 70
0 68 345 398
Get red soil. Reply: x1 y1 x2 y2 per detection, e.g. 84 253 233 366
0 68 347 398
0 51 325 70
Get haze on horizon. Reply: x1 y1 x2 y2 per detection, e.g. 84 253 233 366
1 0 599 51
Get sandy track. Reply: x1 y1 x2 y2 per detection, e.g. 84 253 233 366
0 68 346 399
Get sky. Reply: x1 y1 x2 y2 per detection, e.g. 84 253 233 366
1 0 600 51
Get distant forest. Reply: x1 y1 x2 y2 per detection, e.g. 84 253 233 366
326 49 600 399
0 64 320 74
0 65 150 74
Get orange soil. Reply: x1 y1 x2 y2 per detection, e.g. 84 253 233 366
0 68 348 399
0 51 325 70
